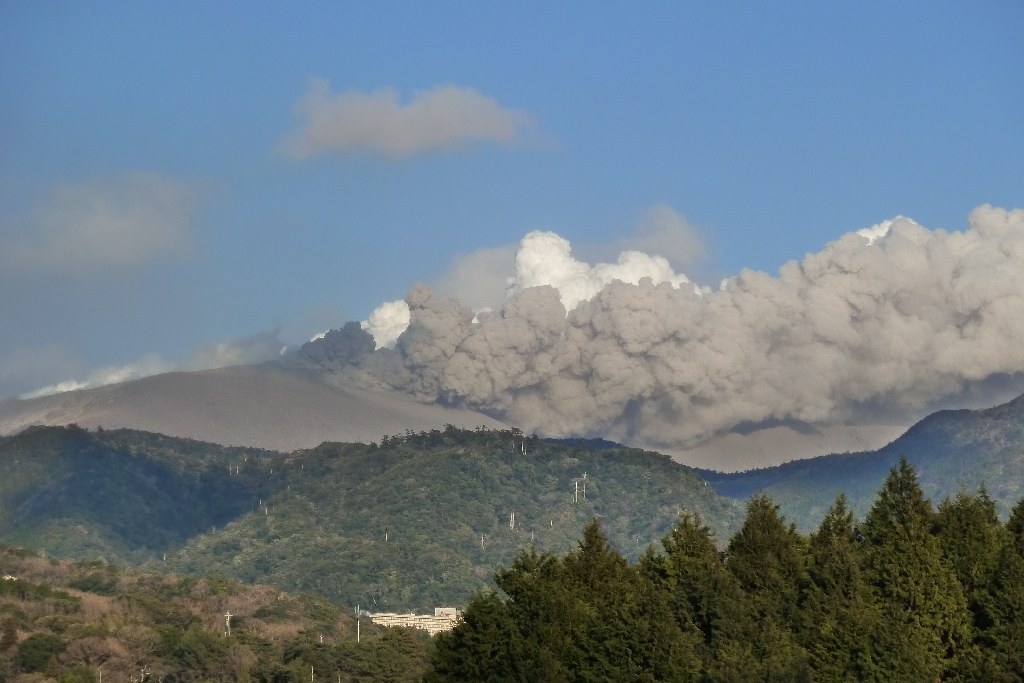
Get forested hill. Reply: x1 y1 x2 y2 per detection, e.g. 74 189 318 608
0 425 283 563
0 425 741 612
698 393 1024 529
163 427 741 612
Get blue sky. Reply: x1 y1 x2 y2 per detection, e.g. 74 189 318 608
1 1 1022 400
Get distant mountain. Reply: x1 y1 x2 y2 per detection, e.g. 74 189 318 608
0 354 927 471
0 363 506 451
0 425 741 611
698 393 1024 529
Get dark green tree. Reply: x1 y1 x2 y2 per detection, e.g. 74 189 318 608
562 519 701 681
426 590 525 682
724 494 810 681
860 458 971 680
641 511 750 670
935 487 1007 678
15 633 65 673
936 487 1004 619
979 497 1024 679
801 494 877 681
429 520 703 681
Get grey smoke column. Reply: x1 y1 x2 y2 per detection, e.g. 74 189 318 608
318 205 1024 448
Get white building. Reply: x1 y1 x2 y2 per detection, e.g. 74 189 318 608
369 607 460 636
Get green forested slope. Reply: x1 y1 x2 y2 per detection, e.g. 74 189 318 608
164 427 741 612
428 465 1024 682
0 425 283 563
1 425 741 612
699 393 1024 529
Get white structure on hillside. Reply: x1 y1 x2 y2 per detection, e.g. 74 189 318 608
370 607 460 636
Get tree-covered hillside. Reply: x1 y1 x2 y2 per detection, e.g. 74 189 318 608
699 393 1024 529
0 425 741 612
428 461 1024 681
163 427 741 612
0 544 431 682
0 425 284 563
3 458 1022 681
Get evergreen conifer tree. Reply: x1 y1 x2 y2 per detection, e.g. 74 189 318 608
724 494 811 680
936 487 1003 618
934 487 1006 677
801 494 878 681
861 458 971 679
641 512 749 659
426 590 526 682
980 497 1024 678
562 519 701 681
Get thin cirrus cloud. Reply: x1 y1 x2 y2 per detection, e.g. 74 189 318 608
3 172 200 274
280 79 536 159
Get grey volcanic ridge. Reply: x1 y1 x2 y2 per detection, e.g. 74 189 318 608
0 363 506 451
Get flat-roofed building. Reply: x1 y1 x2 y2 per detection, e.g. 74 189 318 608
369 607 460 636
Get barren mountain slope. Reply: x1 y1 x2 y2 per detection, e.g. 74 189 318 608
0 363 505 450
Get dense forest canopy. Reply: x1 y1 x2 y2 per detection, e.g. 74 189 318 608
2 458 1022 681
429 460 1024 682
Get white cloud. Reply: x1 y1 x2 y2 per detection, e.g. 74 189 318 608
362 300 412 349
280 80 535 158
357 229 698 348
2 172 200 273
856 216 915 245
510 230 696 310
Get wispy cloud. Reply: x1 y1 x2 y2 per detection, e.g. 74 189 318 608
0 345 86 399
11 330 288 400
280 80 535 159
2 172 200 274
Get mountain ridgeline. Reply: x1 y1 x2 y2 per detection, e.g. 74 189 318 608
699 393 1024 529
0 425 280 562
0 425 740 611
1 393 1023 613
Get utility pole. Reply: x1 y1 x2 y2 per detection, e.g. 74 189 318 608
224 611 232 636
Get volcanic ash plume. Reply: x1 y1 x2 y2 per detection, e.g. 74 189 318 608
300 205 1024 449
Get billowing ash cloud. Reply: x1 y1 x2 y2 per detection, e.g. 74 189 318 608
300 204 1024 449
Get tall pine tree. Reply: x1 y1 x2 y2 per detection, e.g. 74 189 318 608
980 497 1024 679
861 458 971 680
724 494 811 681
801 494 878 681
641 511 751 673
